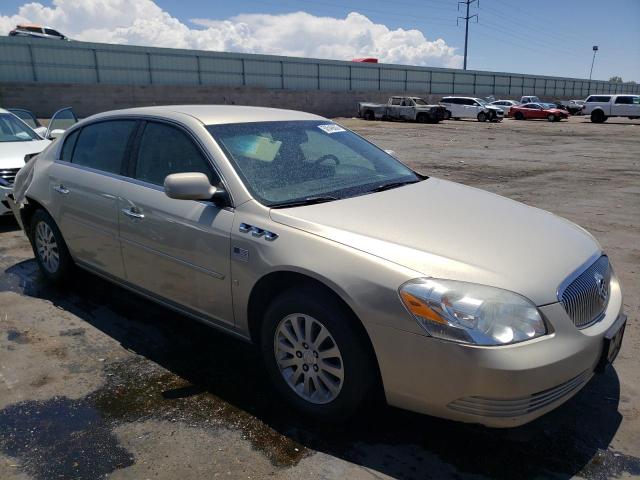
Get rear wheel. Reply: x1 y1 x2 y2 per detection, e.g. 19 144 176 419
363 110 375 121
590 110 607 123
260 287 376 421
477 112 487 122
29 209 73 283
515 112 525 120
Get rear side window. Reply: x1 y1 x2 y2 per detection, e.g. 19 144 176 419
134 122 217 186
60 129 79 162
71 120 137 174
586 96 611 103
391 98 402 105
614 96 632 104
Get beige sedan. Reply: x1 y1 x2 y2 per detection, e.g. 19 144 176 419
8 106 626 427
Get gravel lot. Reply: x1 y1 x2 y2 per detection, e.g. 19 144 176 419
1 115 639 480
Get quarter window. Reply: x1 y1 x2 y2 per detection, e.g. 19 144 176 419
71 120 137 174
60 129 79 162
134 122 216 186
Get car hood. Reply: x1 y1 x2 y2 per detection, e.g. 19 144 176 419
270 179 601 305
0 139 50 169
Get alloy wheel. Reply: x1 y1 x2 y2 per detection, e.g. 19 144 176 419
274 313 344 404
35 221 60 273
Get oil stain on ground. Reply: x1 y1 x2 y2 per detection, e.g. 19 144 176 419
0 357 307 480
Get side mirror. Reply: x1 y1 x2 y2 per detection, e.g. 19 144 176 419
164 172 218 201
34 126 48 138
49 129 65 140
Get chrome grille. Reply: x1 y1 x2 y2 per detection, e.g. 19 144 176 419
559 256 610 328
0 168 20 185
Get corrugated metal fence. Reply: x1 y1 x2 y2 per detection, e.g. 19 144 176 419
1 36 638 97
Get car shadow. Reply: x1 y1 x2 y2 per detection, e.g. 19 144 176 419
0 215 20 233
1 260 637 479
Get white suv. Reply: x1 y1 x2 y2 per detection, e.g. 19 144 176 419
583 94 640 123
439 97 504 122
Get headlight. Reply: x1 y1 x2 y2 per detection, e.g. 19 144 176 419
399 278 546 346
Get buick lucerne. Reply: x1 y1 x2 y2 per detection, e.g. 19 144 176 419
8 106 626 427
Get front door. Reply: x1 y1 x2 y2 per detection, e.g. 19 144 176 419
49 119 138 279
118 120 235 325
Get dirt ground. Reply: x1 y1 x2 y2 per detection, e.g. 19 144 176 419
1 115 639 480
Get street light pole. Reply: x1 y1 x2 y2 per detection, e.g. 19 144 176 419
589 45 598 81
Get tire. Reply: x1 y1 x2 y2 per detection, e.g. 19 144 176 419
547 114 556 122
515 112 525 120
590 110 606 123
29 209 73 283
416 113 428 123
453 117 460 121
363 110 375 121
443 110 451 120
260 287 376 422
477 112 487 122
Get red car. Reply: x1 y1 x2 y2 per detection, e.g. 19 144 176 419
509 103 569 122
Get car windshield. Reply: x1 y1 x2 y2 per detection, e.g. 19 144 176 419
476 99 488 106
207 121 421 207
413 98 427 105
0 113 40 142
542 103 556 109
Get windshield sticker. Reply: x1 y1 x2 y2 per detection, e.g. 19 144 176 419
318 124 346 134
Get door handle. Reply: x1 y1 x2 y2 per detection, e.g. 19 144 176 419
121 207 145 219
53 184 69 194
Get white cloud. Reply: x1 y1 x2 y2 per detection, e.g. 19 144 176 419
0 0 462 68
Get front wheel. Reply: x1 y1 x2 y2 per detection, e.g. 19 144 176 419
260 287 376 421
29 209 73 283
477 112 487 122
547 114 556 122
590 110 607 123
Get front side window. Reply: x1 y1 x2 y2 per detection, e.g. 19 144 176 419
0 113 40 142
134 122 217 186
208 121 420 206
72 120 137 174
414 98 427 105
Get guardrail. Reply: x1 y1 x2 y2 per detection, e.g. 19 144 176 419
1 36 637 97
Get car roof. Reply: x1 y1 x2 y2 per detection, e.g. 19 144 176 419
86 105 327 125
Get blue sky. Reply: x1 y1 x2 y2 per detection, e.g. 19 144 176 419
2 0 639 81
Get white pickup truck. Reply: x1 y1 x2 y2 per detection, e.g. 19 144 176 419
582 94 640 123
358 96 448 123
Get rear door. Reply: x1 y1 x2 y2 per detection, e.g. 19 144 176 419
49 119 139 278
118 120 235 324
387 97 403 119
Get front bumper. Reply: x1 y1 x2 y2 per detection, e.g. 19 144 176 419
368 275 623 427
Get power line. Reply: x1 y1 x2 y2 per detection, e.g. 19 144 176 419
457 0 478 70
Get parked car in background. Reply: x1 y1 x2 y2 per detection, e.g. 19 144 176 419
439 97 504 122
559 100 585 115
9 24 69 40
358 96 448 123
582 94 640 123
7 105 626 427
521 95 541 104
0 107 77 215
509 103 569 122
490 100 520 116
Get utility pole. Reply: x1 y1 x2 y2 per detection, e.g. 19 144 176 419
589 45 598 81
458 0 478 70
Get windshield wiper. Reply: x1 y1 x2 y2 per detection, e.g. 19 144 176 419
369 179 420 193
271 195 340 208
